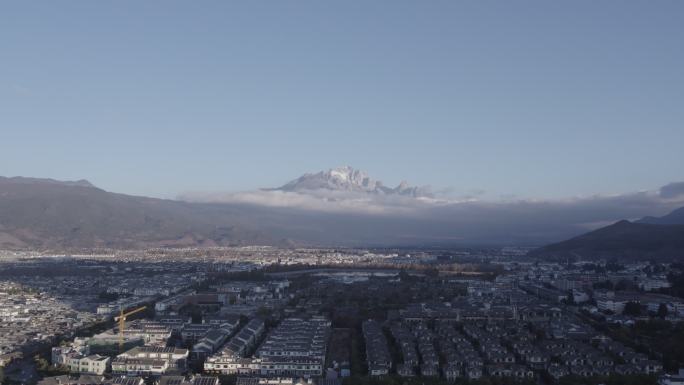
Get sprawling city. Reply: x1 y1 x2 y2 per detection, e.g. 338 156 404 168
1 245 684 385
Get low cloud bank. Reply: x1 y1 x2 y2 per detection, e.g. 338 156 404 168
182 188 460 215
180 182 684 245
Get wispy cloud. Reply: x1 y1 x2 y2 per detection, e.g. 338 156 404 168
181 189 454 215
660 182 684 199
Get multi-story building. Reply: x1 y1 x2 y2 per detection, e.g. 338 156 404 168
191 328 233 360
204 317 329 378
362 320 391 376
111 358 169 376
66 355 111 375
115 346 189 374
123 320 173 346
203 318 265 373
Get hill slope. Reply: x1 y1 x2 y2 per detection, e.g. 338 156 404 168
0 177 272 249
529 220 684 261
639 206 684 225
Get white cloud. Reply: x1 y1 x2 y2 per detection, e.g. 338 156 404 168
182 184 684 219
179 182 684 245
181 188 453 215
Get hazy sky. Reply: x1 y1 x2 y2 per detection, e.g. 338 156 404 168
2 1 683 199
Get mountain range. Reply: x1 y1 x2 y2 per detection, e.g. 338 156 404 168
529 215 684 261
0 176 274 249
638 206 684 225
0 172 457 250
2 171 684 255
273 166 432 198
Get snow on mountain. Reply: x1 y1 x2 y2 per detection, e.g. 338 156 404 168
274 166 432 198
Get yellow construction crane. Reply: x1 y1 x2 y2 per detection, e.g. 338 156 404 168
114 306 146 351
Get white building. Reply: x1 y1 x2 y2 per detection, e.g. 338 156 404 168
66 354 111 375
117 346 189 370
112 357 169 376
640 278 671 292
595 291 632 314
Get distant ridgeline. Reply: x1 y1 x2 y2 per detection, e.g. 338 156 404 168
529 207 684 262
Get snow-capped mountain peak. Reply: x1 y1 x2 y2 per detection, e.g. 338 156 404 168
274 166 431 197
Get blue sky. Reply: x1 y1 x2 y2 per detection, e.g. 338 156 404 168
1 1 683 199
